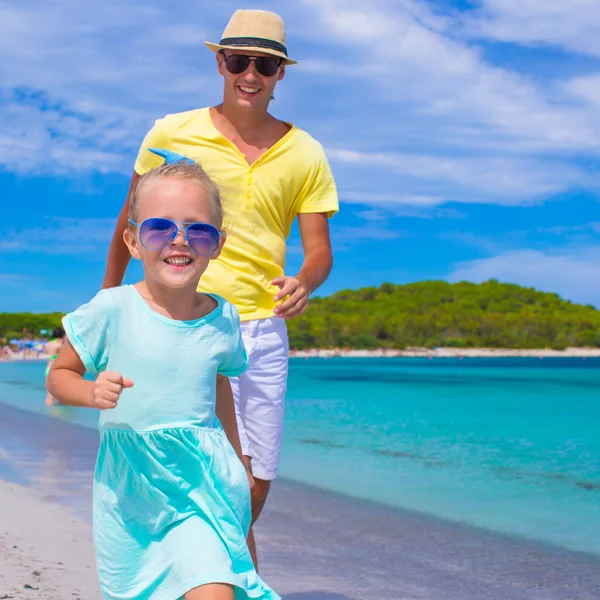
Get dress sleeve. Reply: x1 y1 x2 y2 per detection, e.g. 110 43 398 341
61 289 115 374
217 303 248 377
296 144 339 218
133 118 170 175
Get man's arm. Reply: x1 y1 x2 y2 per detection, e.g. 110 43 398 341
101 172 140 289
272 212 333 320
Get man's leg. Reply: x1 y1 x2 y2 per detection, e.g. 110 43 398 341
234 317 288 570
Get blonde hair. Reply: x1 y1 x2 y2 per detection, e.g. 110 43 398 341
129 161 223 229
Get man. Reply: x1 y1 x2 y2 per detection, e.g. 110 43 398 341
101 9 338 567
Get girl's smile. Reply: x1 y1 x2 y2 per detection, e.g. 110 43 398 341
163 253 194 269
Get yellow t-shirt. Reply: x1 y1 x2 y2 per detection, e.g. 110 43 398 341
134 108 339 321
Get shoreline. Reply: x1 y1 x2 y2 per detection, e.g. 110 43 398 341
3 346 600 364
2 402 600 599
290 346 600 358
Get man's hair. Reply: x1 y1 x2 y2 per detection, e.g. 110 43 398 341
129 161 223 229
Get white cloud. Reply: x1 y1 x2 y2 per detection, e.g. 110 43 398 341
329 149 589 205
448 248 600 307
293 0 600 209
340 191 445 207
460 0 600 58
0 1 215 101
565 74 600 106
0 90 133 175
329 210 411 252
0 218 116 256
302 0 600 153
332 224 409 242
538 222 600 237
354 205 466 223
1 0 599 210
439 230 531 253
0 274 30 285
0 0 220 174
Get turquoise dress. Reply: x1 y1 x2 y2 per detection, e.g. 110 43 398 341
63 285 280 600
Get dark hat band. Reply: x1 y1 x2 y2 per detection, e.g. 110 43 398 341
219 37 288 56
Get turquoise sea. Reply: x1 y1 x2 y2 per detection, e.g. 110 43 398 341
1 357 599 556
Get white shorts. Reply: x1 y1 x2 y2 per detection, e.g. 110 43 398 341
230 316 289 481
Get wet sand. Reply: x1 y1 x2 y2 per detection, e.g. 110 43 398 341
1 402 599 600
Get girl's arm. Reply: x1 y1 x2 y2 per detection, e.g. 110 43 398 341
46 339 95 407
47 339 133 409
216 375 254 488
215 374 244 460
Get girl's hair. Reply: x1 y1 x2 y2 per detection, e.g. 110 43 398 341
128 161 223 229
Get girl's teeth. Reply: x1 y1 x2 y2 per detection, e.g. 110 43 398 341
240 86 258 93
166 257 191 266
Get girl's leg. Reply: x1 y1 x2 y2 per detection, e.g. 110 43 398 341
184 583 234 600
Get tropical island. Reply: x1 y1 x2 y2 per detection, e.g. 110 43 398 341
2 281 600 357
286 280 600 353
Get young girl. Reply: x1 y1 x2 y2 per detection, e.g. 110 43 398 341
47 159 280 600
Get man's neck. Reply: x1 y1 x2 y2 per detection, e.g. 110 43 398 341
214 103 274 139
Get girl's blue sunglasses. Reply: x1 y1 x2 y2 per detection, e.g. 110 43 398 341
129 218 221 257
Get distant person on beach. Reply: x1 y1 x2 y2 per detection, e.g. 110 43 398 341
101 9 338 567
44 327 65 406
47 159 279 600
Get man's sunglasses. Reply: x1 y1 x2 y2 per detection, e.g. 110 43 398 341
129 218 221 257
221 53 282 77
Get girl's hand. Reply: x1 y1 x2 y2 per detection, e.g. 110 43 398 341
93 371 134 410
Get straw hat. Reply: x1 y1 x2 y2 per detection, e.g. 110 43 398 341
205 10 297 65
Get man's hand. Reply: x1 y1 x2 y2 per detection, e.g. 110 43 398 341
93 371 134 410
246 466 256 490
272 275 309 320
242 456 255 489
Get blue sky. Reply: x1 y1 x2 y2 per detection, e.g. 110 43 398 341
1 0 600 312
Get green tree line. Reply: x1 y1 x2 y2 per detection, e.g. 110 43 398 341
0 312 63 342
2 280 600 350
287 280 600 350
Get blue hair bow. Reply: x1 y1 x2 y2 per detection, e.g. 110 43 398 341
148 147 195 165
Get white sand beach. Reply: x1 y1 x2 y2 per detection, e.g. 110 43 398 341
0 480 100 599
4 346 600 364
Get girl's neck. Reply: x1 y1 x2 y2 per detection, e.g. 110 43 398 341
135 280 211 321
